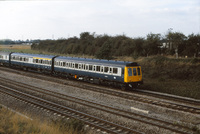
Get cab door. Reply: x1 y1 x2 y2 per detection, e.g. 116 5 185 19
124 67 134 83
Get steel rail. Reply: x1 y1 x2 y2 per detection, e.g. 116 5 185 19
134 89 200 106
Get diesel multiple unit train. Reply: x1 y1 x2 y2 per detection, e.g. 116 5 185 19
0 51 143 89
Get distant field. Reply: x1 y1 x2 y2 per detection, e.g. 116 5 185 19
0 45 37 53
0 45 31 50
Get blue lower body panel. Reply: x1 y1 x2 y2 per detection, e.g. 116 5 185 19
54 67 124 83
11 61 52 71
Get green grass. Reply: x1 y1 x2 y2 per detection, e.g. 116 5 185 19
140 78 200 99
138 56 200 99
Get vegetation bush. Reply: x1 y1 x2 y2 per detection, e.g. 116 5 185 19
139 56 200 99
53 118 85 133
140 56 200 80
31 32 200 60
0 107 86 134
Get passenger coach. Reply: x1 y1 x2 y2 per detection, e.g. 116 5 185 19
10 53 56 72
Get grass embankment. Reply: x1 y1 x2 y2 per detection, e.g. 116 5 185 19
138 56 200 99
0 105 85 134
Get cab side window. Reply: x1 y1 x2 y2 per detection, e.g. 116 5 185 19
128 68 132 76
137 67 141 75
133 68 137 76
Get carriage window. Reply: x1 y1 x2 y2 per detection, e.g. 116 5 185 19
72 63 75 68
104 67 109 73
109 68 113 73
128 68 132 76
133 68 137 76
60 62 63 66
68 63 71 68
75 63 78 68
82 64 85 70
89 65 93 70
101 66 104 72
85 65 88 70
137 67 141 75
113 68 118 74
36 59 39 63
63 62 66 66
96 66 100 72
78 64 82 69
66 62 69 67
93 66 96 71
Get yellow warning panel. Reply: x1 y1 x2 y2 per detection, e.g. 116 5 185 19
33 57 51 60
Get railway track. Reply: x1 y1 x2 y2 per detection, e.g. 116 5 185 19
0 67 199 115
0 77 197 134
133 89 200 106
0 84 143 134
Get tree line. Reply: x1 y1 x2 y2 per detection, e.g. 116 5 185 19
31 32 200 60
0 39 40 45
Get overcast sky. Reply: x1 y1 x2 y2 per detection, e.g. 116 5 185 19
0 0 199 40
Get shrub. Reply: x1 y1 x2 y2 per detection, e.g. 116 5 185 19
190 58 200 64
53 118 85 133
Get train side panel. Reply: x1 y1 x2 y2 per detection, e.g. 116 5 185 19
54 66 124 83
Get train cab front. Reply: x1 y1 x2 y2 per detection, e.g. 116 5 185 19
124 63 143 88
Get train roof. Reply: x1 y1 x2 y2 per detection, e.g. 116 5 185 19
55 56 139 67
11 52 55 59
0 51 11 55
